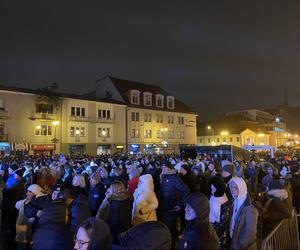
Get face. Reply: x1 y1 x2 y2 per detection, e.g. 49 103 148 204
230 181 239 199
74 227 90 250
72 176 80 187
179 167 187 176
222 170 231 178
51 190 60 200
185 203 197 221
106 187 113 198
267 167 273 175
211 184 217 195
26 190 35 200
208 163 214 171
90 178 97 187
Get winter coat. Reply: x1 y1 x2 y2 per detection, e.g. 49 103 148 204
24 194 49 219
179 219 219 250
230 195 258 250
2 178 26 212
88 182 106 217
118 221 172 250
69 193 91 233
96 190 131 244
32 199 73 250
159 171 190 211
132 174 158 225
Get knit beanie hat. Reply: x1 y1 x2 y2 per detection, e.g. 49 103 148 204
222 164 234 175
14 168 25 178
186 192 210 222
27 184 43 196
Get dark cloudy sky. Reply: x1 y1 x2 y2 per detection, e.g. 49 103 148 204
1 1 300 120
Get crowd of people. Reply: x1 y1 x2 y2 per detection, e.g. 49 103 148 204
0 152 299 250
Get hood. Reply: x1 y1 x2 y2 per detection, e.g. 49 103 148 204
137 174 154 191
268 189 288 200
111 189 130 201
186 192 210 222
87 218 112 250
229 177 248 201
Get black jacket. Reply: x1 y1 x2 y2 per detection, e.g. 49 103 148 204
88 182 106 217
69 193 91 233
32 199 73 250
179 219 219 250
2 178 25 212
119 221 172 250
160 172 190 211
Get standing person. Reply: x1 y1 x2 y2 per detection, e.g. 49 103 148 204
159 162 190 248
261 163 278 191
191 165 207 194
229 177 258 250
74 218 112 250
127 168 140 205
222 163 234 201
132 174 158 225
209 176 231 250
179 193 219 250
96 181 131 244
2 168 26 250
88 172 106 217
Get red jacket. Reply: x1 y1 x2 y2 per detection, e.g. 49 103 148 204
128 176 139 204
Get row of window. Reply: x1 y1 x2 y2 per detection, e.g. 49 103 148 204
131 90 175 109
132 112 184 125
131 129 185 139
199 137 240 144
71 107 112 119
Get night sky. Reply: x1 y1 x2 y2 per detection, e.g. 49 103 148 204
1 1 300 120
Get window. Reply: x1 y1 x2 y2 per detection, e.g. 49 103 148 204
168 116 174 124
167 96 175 109
70 126 86 137
216 138 220 143
131 129 140 138
178 116 184 125
230 137 233 142
36 103 54 114
144 129 152 138
131 112 139 122
156 94 164 108
223 138 226 142
178 131 185 139
131 90 140 105
98 128 111 137
71 107 86 117
157 130 163 139
199 138 203 143
157 114 163 123
168 130 175 139
144 113 152 122
208 138 211 143
98 110 111 119
143 92 152 106
236 137 240 142
35 125 52 136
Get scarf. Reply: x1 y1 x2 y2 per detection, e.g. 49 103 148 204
209 194 228 223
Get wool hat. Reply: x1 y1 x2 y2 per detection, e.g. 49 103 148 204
14 168 25 178
185 192 210 222
269 179 286 190
222 163 234 175
27 184 43 196
209 176 226 197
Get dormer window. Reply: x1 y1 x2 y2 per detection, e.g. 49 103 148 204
156 94 164 108
143 92 152 106
167 96 175 109
131 90 140 105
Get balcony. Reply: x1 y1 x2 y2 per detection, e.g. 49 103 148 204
29 112 58 121
69 115 89 122
0 110 10 119
0 134 9 141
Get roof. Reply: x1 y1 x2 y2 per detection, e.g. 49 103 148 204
101 76 196 114
0 84 125 105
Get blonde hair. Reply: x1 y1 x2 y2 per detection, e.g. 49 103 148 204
73 174 86 188
110 181 126 194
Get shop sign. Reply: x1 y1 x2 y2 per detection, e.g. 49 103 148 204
32 144 55 151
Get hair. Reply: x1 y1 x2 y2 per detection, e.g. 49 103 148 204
110 181 126 194
208 176 226 197
73 174 86 188
79 219 93 239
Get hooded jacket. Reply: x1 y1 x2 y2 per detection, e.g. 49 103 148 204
132 174 158 225
229 177 258 250
179 193 219 250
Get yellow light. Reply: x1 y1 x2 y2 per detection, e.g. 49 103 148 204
258 133 265 137
220 131 229 136
295 134 298 138
75 129 80 135
36 125 41 130
52 121 60 126
207 126 212 130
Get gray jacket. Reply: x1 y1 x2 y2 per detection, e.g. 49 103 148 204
230 195 258 250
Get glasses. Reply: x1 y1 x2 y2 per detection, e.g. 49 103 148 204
74 236 90 249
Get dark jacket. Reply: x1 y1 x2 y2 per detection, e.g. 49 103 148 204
88 182 106 217
24 194 49 218
119 221 172 250
2 178 26 212
69 193 91 233
230 195 258 250
160 172 190 211
32 199 73 250
179 219 219 250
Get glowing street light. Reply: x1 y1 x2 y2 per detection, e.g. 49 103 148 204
220 131 229 136
52 120 60 126
36 125 41 130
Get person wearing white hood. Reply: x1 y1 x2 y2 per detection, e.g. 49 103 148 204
229 177 258 250
132 174 158 225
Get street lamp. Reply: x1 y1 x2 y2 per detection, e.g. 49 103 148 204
207 125 215 146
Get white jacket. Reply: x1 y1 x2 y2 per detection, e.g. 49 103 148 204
132 174 158 225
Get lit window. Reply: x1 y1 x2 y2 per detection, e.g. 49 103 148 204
156 94 164 108
167 96 175 109
35 125 52 136
143 92 152 106
131 90 140 105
